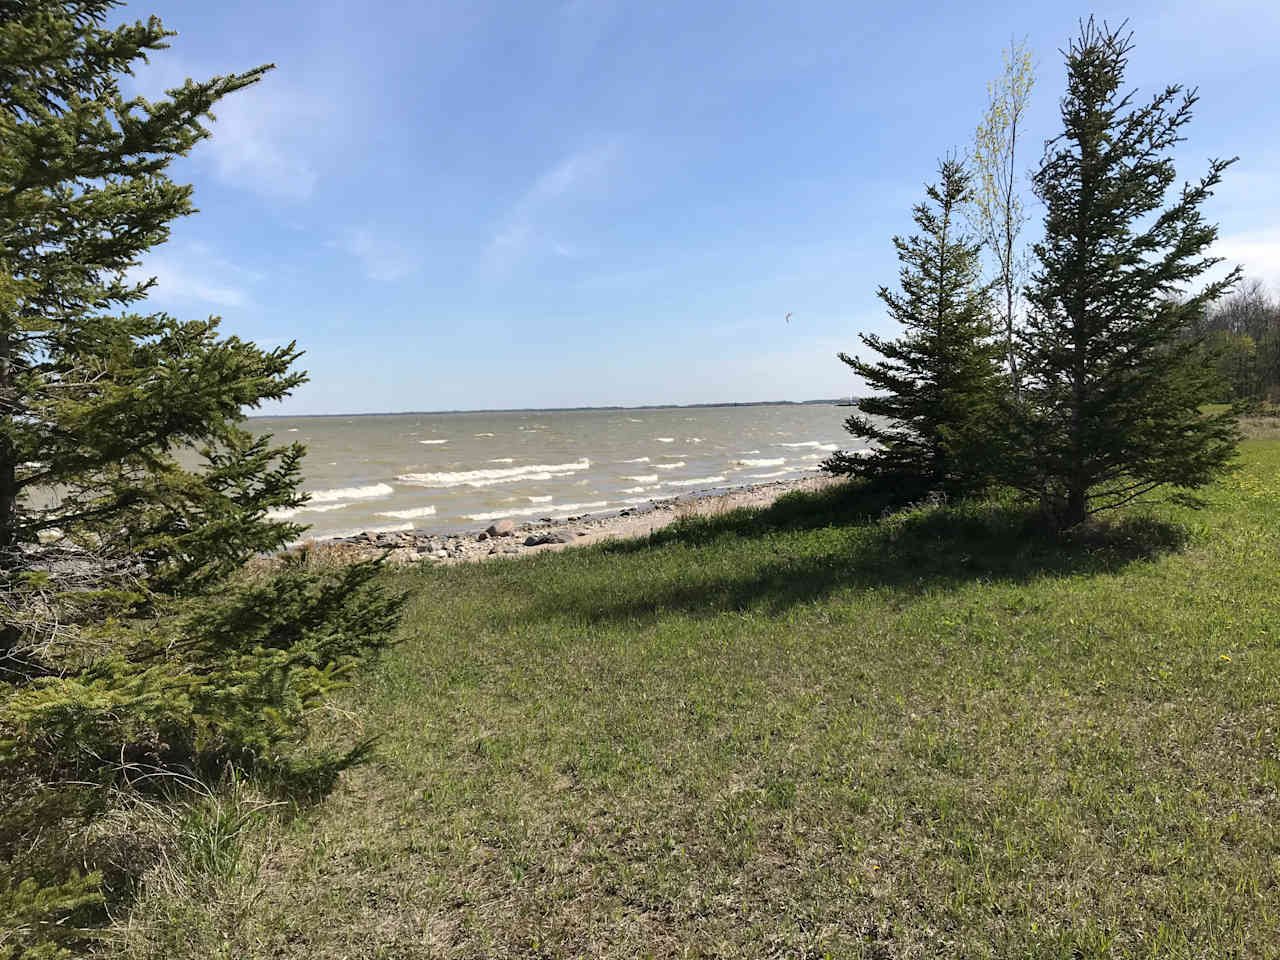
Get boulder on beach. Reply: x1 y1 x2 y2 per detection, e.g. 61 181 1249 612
486 519 516 537
524 531 576 547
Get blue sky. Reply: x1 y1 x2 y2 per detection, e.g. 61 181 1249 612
119 0 1280 415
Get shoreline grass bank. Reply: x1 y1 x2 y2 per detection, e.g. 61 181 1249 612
110 433 1280 958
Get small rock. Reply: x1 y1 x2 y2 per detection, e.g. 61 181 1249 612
486 519 516 537
502 546 519 554
488 546 498 555
477 531 489 542
523 535 542 546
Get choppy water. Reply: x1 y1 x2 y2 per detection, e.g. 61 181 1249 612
244 404 859 540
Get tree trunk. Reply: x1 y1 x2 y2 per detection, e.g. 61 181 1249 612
0 331 14 555
1064 486 1087 528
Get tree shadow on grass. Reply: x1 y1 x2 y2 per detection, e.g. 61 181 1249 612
542 481 1189 625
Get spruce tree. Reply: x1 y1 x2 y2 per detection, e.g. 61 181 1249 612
0 2 402 946
1012 19 1240 528
825 159 1007 499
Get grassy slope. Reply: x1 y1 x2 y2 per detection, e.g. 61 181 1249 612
114 436 1280 959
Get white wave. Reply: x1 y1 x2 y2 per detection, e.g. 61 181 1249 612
287 428 299 432
800 453 829 460
489 458 515 463
735 457 784 468
398 459 590 488
666 475 726 487
467 471 581 488
740 450 761 455
747 470 790 479
686 437 703 443
623 474 658 482
777 441 838 450
527 495 553 503
628 418 643 422
475 432 495 437
306 482 394 503
376 505 438 520
319 522 414 540
654 461 686 470
619 457 650 463
419 439 448 444
655 437 675 443
620 484 661 494
621 496 660 505
266 502 353 520
465 500 608 522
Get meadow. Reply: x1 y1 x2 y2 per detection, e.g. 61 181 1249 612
110 430 1280 959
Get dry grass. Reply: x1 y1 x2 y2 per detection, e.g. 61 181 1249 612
1239 414 1280 439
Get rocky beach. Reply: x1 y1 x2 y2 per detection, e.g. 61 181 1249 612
302 473 838 565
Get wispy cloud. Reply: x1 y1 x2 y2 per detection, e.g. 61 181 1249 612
1214 230 1280 288
128 57 338 201
199 80 324 200
332 226 421 283
485 141 621 270
125 245 255 309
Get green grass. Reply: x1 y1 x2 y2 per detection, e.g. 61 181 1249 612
108 437 1280 958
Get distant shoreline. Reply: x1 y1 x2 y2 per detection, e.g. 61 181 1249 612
248 399 852 420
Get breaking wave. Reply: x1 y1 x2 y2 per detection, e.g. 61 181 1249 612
465 500 608 522
776 441 838 451
666 475 726 487
306 482 394 503
376 505 438 520
266 502 353 521
398 459 590 488
319 522 414 540
654 461 686 470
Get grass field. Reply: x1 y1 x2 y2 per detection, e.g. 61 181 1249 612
109 434 1280 958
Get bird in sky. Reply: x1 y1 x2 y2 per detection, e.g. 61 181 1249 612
785 312 792 323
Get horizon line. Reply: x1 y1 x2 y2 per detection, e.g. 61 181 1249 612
247 397 855 419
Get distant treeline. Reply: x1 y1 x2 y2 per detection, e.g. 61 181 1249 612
1190 278 1280 403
